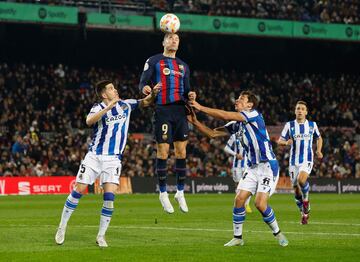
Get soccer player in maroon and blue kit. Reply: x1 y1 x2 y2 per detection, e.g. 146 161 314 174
139 33 195 213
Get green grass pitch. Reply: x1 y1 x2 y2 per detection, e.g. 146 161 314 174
0 194 359 261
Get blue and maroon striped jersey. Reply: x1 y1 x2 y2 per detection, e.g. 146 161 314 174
139 54 191 105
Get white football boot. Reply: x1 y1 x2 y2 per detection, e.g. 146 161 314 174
55 226 66 245
275 232 289 247
224 238 244 247
174 191 189 213
159 192 174 214
96 235 108 248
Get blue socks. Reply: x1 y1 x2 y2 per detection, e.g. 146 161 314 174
156 158 167 193
175 159 186 191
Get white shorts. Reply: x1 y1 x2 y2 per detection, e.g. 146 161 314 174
237 160 279 197
232 167 246 183
76 151 122 187
289 162 313 186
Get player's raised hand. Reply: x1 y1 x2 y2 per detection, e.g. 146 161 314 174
189 100 202 110
142 85 152 95
152 82 161 95
316 151 323 159
107 97 120 109
188 91 196 101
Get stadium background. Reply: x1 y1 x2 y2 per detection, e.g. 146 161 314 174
0 1 359 261
1 0 359 195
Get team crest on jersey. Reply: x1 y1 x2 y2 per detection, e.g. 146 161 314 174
163 68 170 75
179 64 184 71
162 134 168 141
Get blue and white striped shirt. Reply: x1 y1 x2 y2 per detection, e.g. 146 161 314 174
225 110 276 166
280 120 321 166
88 99 138 155
225 134 248 169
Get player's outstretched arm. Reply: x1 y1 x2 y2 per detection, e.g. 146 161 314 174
86 98 120 126
139 83 161 108
189 100 246 122
187 106 228 139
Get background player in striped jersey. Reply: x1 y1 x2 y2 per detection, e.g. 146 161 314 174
224 133 252 213
139 33 196 214
187 91 288 247
277 101 323 224
55 80 160 247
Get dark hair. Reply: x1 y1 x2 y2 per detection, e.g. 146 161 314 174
240 90 258 108
163 33 179 41
95 80 112 99
296 100 308 109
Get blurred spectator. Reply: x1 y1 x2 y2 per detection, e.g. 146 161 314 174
54 64 65 78
11 135 28 155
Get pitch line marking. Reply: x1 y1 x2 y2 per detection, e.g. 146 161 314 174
5 225 360 237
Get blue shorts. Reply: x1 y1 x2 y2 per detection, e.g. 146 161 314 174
154 103 189 144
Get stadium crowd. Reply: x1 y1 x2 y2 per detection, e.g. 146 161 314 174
0 62 359 179
166 0 360 25
10 0 360 25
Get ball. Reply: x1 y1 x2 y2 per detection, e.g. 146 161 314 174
159 13 180 34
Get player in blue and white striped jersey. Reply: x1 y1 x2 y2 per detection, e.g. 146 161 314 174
55 80 159 248
278 101 323 225
188 91 288 247
224 133 252 213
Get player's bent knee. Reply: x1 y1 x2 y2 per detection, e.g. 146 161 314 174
157 152 169 159
255 201 267 212
103 183 118 194
74 183 88 194
234 195 246 207
174 146 186 159
297 176 307 186
157 148 169 159
174 152 186 159
234 198 244 208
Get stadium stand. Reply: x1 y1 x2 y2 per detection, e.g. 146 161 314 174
0 63 359 178
10 0 360 24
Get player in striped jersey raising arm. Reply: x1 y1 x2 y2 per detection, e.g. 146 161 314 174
55 80 160 248
187 91 288 247
277 101 323 225
139 33 196 214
